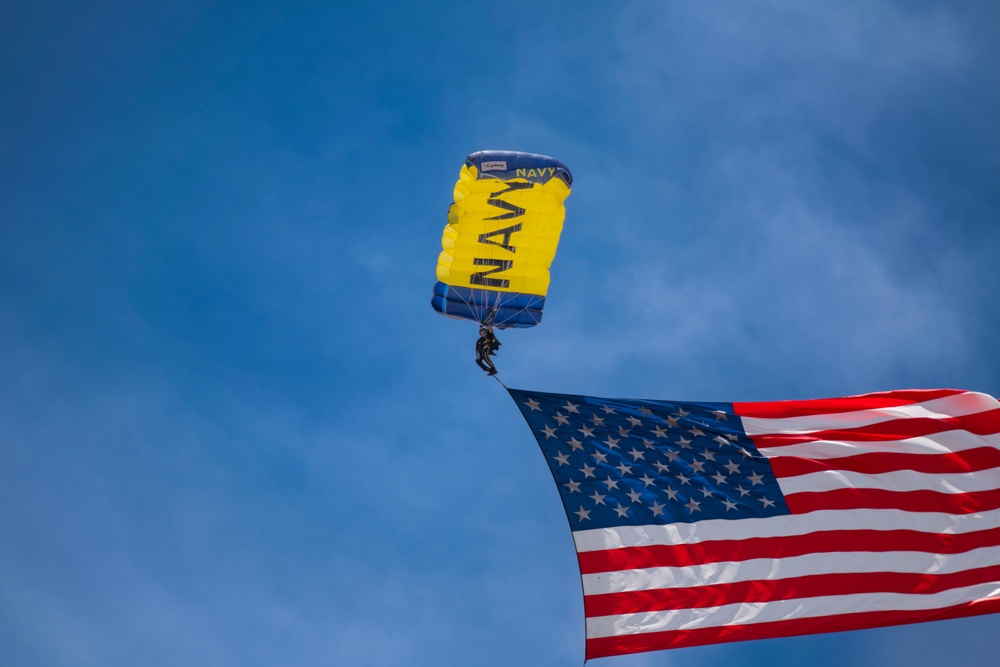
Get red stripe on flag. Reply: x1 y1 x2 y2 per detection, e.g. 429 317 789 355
585 596 1000 658
577 526 1000 574
785 487 1000 515
770 447 1000 477
732 389 966 419
584 563 1000 617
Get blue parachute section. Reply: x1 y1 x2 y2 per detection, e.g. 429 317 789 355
465 150 573 187
431 282 545 329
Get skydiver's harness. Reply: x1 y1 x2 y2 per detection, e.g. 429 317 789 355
476 334 493 357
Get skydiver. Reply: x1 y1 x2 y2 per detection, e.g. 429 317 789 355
475 326 500 376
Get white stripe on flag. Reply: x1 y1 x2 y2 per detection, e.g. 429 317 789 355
776 468 1000 494
757 430 1000 459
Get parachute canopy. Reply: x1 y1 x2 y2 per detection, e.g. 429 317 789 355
431 150 572 328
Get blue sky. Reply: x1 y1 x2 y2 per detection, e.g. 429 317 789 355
2 1 999 665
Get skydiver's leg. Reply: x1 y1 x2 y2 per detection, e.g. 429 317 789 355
476 350 496 374
476 353 492 373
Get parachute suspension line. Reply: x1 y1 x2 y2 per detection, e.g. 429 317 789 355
443 285 485 324
442 285 513 329
483 306 497 329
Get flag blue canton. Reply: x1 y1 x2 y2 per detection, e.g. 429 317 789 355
510 388 790 531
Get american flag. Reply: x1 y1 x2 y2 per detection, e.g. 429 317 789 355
508 387 1000 659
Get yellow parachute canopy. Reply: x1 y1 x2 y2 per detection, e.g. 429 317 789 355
431 151 572 328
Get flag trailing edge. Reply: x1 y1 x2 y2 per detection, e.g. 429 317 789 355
508 387 1000 660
